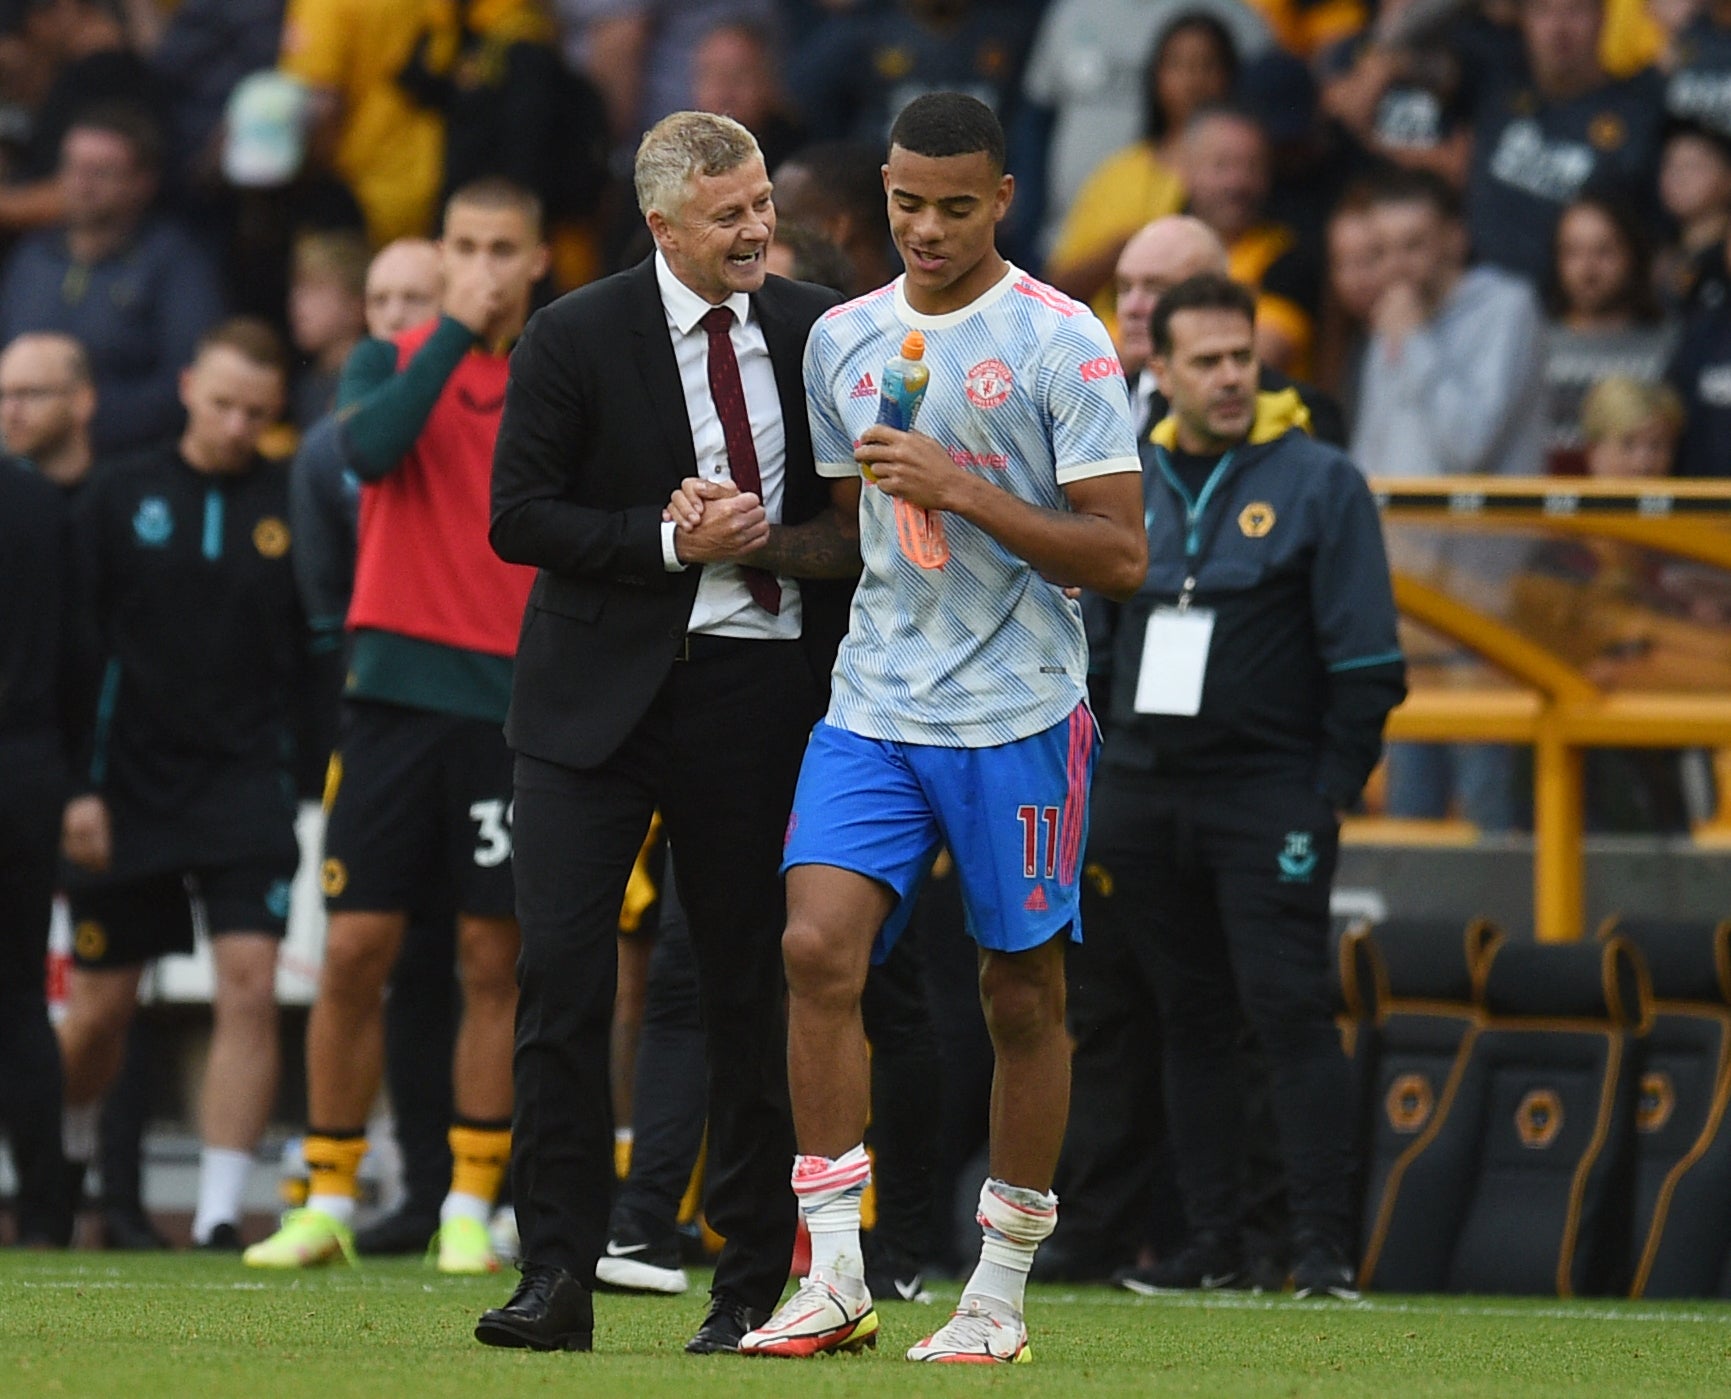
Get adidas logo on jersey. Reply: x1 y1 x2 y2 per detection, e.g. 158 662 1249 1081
1024 885 1049 913
849 371 877 400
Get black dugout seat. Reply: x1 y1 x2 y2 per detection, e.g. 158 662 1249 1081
1354 918 1502 1286
1361 937 1649 1296
1597 916 1731 1298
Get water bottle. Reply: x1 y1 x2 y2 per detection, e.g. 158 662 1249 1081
870 329 949 569
876 329 929 432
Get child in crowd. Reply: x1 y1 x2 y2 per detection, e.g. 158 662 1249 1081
288 229 369 428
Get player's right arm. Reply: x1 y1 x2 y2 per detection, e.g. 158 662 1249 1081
855 305 1148 600
336 270 498 481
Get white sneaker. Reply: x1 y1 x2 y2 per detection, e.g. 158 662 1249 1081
488 1205 519 1266
906 1295 1031 1364
593 1234 689 1295
738 1273 878 1357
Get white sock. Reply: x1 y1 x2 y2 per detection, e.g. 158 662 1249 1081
63 1102 98 1163
440 1190 492 1227
306 1192 356 1225
964 1179 1059 1316
192 1146 253 1243
792 1145 872 1286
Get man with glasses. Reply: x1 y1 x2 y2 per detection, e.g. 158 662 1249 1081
0 333 99 493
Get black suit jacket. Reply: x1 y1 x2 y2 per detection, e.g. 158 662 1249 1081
490 257 847 770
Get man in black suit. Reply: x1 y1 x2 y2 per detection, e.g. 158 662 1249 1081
474 110 859 1356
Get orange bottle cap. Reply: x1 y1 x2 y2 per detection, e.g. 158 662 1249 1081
900 330 926 359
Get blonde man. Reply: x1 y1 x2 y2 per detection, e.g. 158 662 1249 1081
474 110 857 1355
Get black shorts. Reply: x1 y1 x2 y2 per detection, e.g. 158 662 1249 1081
321 700 516 919
68 859 296 970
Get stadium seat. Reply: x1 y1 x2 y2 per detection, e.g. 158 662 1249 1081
1332 916 1381 1061
1361 937 1650 1297
1331 918 1382 1234
1355 917 1501 1290
1596 916 1731 1299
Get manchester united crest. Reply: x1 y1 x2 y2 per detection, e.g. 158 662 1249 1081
965 358 1013 409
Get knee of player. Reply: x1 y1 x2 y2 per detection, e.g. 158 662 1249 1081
59 991 133 1047
62 968 140 1032
458 955 520 1006
781 919 863 1002
318 932 396 1002
979 952 1065 1049
457 919 521 995
215 961 280 1020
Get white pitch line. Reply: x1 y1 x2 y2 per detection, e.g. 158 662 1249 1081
1052 1290 1731 1326
12 1280 271 1291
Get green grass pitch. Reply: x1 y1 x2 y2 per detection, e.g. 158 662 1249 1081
5 1254 1731 1398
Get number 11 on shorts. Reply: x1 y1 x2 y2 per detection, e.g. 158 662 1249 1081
1017 804 1060 879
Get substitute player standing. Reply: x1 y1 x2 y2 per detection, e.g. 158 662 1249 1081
246 179 546 1275
731 92 1146 1363
59 320 304 1251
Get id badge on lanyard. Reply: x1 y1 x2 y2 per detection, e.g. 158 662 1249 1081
1133 447 1233 716
1134 577 1214 716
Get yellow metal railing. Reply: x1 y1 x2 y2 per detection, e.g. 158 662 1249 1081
1370 478 1731 943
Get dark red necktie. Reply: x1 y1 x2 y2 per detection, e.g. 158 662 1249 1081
700 306 781 615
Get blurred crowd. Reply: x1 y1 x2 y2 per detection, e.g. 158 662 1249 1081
0 0 1721 488
0 0 1728 1258
0 0 1722 473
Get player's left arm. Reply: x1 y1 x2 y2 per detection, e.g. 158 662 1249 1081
749 477 862 578
859 432 1145 600
667 316 864 579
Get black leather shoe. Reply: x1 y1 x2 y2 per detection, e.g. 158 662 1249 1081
684 1294 766 1355
354 1208 442 1256
475 1262 594 1351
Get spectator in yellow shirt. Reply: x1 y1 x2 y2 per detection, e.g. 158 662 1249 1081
1044 12 1239 328
278 0 445 245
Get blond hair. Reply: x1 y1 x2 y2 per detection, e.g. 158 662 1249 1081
293 229 371 300
1580 377 1684 443
634 110 761 219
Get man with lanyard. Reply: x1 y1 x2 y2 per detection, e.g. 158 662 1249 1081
1090 272 1403 1298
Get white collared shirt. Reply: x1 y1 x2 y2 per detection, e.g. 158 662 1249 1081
654 251 801 641
1132 367 1158 439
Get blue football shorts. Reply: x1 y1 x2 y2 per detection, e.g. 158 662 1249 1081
782 704 1099 961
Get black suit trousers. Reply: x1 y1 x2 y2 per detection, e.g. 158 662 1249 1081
509 638 813 1311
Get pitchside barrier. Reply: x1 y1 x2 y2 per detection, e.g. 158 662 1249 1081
1364 478 1731 942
